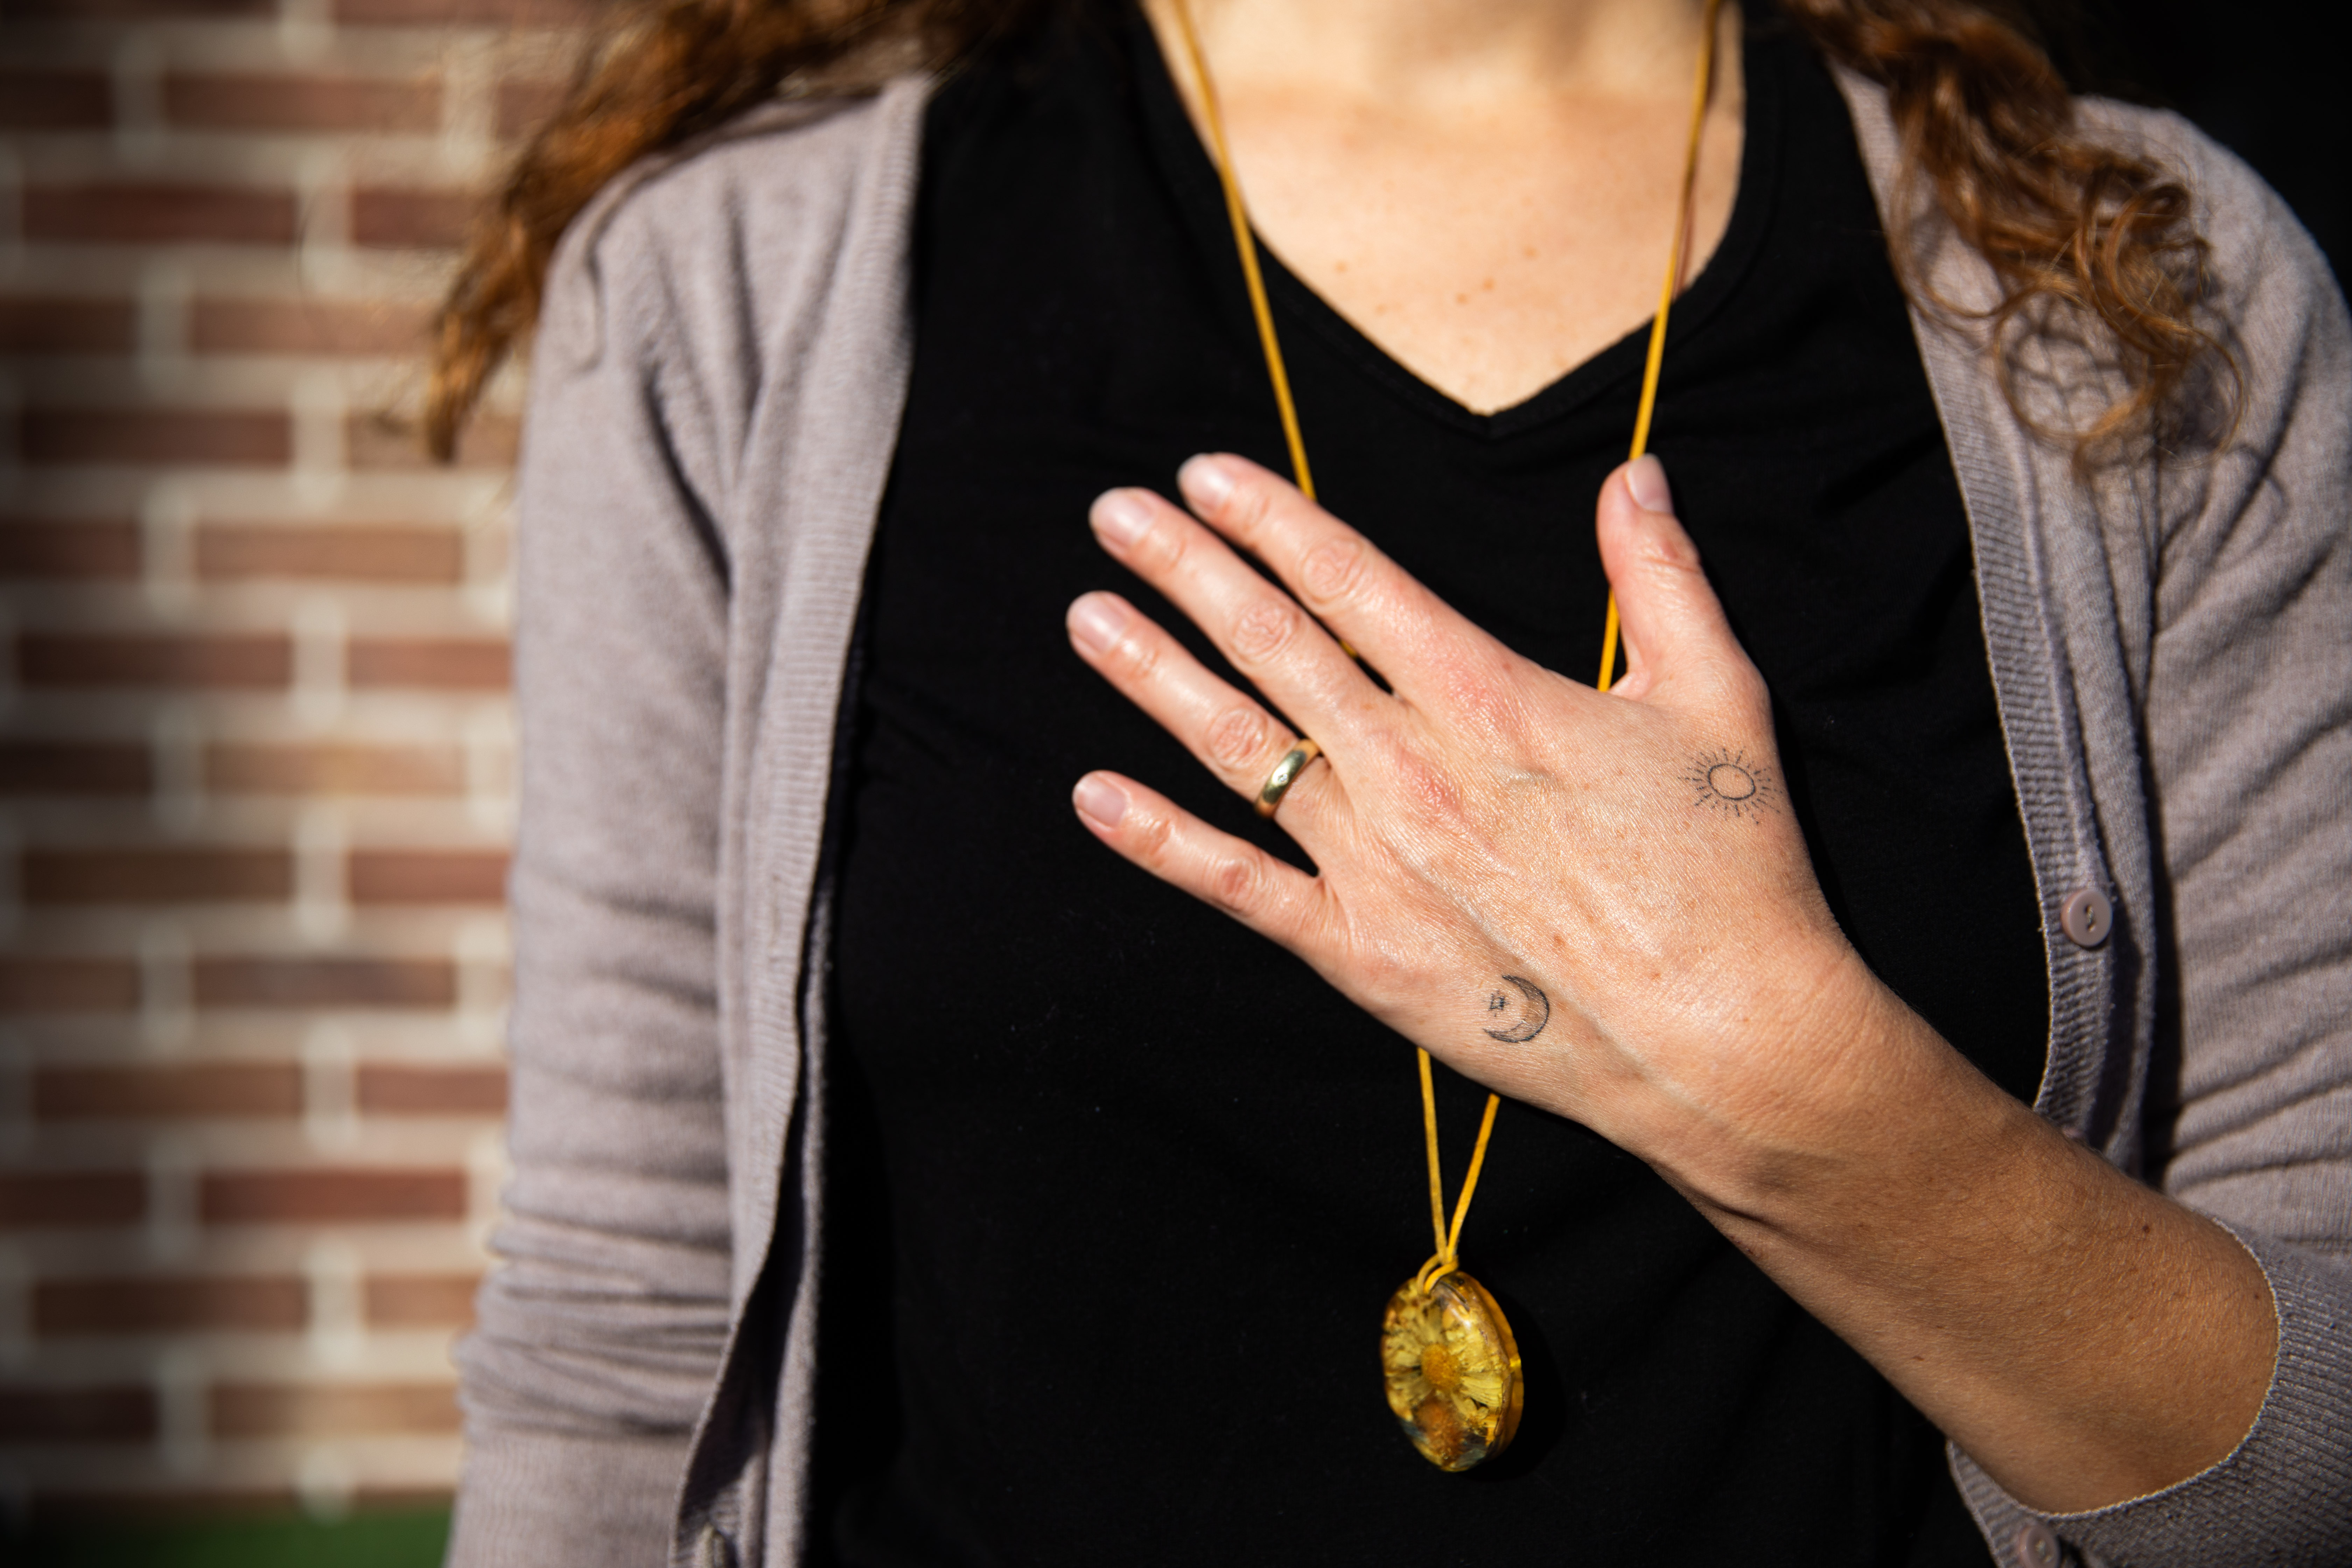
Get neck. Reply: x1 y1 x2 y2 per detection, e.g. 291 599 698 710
1142 0 1744 413
1152 0 1721 112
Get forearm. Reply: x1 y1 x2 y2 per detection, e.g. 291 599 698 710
1636 960 2278 1514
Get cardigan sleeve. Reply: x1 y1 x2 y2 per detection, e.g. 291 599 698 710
442 178 741 1568
1980 119 2352 1568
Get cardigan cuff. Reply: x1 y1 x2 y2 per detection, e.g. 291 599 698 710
445 1426 690 1568
1948 1226 2352 1567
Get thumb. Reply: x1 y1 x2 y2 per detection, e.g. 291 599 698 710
1594 456 1755 709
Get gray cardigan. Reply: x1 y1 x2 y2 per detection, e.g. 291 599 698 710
447 68 2352 1568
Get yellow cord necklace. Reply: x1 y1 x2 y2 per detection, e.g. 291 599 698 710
1168 0 1723 1471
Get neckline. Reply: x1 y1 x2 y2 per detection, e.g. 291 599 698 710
1128 10 1789 441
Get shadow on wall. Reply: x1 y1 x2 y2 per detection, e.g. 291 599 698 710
1 0 2341 1541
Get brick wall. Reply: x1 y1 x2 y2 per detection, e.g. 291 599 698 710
1 0 595 1519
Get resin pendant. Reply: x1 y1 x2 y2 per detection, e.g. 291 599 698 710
1380 1270 1524 1471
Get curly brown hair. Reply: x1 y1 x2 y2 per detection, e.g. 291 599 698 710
424 0 2218 462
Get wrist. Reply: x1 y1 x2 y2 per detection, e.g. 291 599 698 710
1607 939 1975 1221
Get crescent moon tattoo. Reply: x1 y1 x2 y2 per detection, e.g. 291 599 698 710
1483 975 1551 1043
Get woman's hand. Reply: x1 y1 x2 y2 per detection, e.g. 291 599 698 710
1065 451 2277 1514
1065 451 1901 1194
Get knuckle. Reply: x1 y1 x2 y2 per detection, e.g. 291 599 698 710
1700 651 1769 716
1650 532 1704 573
1435 651 1518 732
1223 476 1276 540
1391 745 1464 818
1229 596 1301 664
1358 724 1463 818
1732 662 1771 716
1204 704 1270 770
1208 853 1262 913
1298 536 1370 608
1345 931 1416 997
1111 631 1161 682
1129 812 1174 866
1141 520 1189 574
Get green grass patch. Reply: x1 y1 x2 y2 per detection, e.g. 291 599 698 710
10 1506 450 1568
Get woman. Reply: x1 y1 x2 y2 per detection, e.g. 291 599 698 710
432 0 2352 1563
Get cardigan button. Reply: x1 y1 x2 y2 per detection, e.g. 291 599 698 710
2060 888 2112 949
2015 1519 2063 1567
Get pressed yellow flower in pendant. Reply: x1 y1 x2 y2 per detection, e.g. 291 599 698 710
1380 1272 1524 1471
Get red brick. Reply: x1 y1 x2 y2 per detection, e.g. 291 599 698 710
164 72 441 134
357 1062 507 1115
0 1386 158 1443
365 1271 479 1328
495 77 566 140
334 0 602 25
0 958 141 1014
35 1275 308 1335
17 408 292 468
191 296 432 356
201 1167 467 1225
350 187 471 250
348 410 518 469
35 1063 304 1120
0 742 152 796
192 956 457 1009
346 637 509 691
206 741 464 796
196 523 464 584
0 298 135 353
20 848 294 905
21 183 298 247
15 633 293 690
0 1172 144 1229
0 70 113 131
348 849 507 905
0 520 141 578
211 1380 459 1438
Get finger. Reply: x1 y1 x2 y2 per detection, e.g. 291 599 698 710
1174 454 1524 717
1071 769 1333 953
1065 590 1341 827
1090 484 1381 748
1595 456 1766 716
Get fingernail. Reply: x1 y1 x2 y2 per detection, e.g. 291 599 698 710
1178 454 1236 511
1626 454 1674 514
1073 774 1128 828
1068 593 1129 656
1092 490 1154 550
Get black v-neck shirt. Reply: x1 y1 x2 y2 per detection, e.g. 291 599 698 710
813 12 2041 1564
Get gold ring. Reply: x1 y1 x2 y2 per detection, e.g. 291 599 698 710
1255 739 1323 818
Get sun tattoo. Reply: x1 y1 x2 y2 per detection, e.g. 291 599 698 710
1686 748 1777 820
